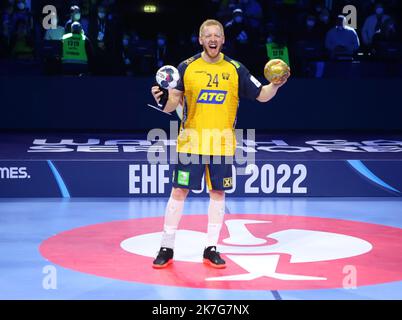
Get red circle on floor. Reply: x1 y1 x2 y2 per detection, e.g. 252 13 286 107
40 214 402 290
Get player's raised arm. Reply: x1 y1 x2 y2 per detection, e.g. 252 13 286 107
151 86 183 113
164 89 184 113
256 81 287 103
150 65 184 114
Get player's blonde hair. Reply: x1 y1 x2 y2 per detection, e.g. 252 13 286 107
199 19 225 37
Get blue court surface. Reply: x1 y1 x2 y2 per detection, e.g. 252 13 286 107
1 197 401 300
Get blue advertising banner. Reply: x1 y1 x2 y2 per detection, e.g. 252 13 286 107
1 133 401 197
1 160 401 197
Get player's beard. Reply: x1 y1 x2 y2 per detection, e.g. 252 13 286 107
203 43 222 60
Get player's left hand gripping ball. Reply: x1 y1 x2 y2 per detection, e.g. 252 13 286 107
156 65 180 89
264 59 290 85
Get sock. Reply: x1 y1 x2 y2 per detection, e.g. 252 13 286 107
206 198 225 247
206 223 222 248
160 225 177 250
160 197 185 249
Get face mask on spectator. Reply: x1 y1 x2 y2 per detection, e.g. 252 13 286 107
122 39 129 46
17 2 25 10
234 16 243 24
266 37 273 43
191 36 198 44
321 15 329 23
157 39 165 47
376 7 384 15
98 12 106 19
336 23 345 29
307 20 315 27
73 13 81 21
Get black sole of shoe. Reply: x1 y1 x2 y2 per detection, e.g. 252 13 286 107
152 259 173 269
203 258 226 269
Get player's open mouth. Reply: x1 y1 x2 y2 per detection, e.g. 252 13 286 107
209 44 217 49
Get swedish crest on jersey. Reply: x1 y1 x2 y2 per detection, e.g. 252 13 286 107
222 72 230 80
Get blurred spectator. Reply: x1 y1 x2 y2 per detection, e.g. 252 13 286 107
313 1 325 16
216 0 239 22
155 32 168 68
292 12 326 78
61 21 92 75
372 18 402 61
265 32 290 66
130 31 155 75
297 15 321 42
43 11 64 40
1 2 15 53
0 0 400 77
224 8 252 61
89 3 118 75
359 0 384 22
317 8 331 37
42 10 64 75
65 5 88 34
10 18 33 59
118 32 135 75
361 3 391 47
239 0 263 30
189 32 200 54
172 31 200 62
92 4 107 50
101 0 118 19
325 15 360 60
374 18 399 42
13 0 32 32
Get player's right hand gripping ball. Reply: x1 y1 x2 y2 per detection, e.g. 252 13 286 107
264 59 290 85
156 65 180 89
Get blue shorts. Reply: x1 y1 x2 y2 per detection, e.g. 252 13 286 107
172 153 234 191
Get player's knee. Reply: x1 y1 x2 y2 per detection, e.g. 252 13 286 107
209 190 225 201
171 187 189 201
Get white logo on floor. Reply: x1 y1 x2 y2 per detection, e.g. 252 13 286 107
121 219 372 281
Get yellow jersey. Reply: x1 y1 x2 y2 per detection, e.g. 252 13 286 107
176 52 262 156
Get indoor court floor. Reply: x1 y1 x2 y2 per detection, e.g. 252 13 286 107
1 197 401 300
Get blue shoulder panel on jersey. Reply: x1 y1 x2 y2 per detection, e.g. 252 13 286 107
176 53 202 92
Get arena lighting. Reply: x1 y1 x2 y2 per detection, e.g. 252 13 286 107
143 4 157 13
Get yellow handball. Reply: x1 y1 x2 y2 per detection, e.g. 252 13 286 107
264 59 290 85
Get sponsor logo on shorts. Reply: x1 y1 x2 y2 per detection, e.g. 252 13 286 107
197 90 227 104
177 170 190 186
223 177 232 188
